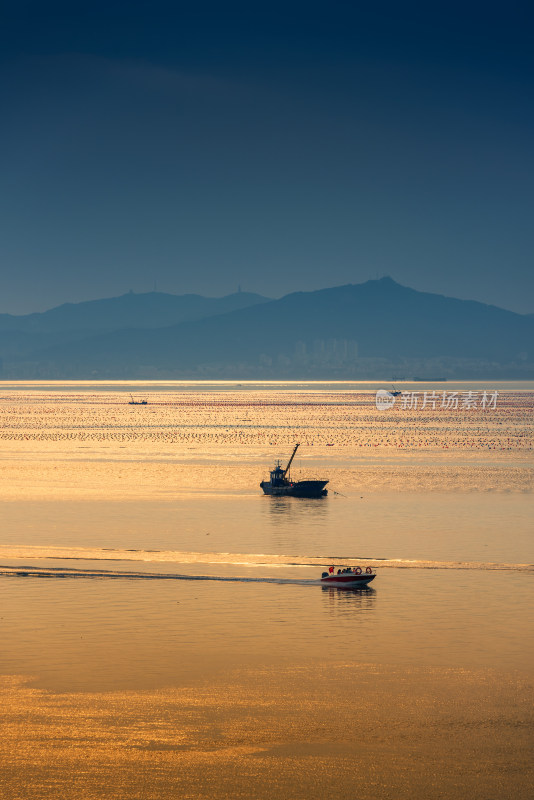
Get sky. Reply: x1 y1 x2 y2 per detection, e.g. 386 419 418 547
1 1 533 314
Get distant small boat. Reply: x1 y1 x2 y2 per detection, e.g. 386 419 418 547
320 566 376 587
128 394 148 405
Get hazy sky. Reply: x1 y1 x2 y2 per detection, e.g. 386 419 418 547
1 1 533 314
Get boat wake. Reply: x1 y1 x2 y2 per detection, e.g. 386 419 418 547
0 545 531 580
0 565 322 584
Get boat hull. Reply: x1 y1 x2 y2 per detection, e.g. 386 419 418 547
321 573 375 588
260 480 328 498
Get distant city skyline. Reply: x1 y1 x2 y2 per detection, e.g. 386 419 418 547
1 2 533 315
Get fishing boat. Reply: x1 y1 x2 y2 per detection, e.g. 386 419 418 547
320 566 376 587
260 444 328 497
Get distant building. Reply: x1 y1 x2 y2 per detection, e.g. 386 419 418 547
307 338 358 365
347 340 358 359
313 339 325 360
294 341 307 363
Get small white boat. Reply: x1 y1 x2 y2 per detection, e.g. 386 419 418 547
321 566 376 588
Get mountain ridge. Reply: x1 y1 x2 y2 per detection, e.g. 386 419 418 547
2 279 533 378
0 290 270 333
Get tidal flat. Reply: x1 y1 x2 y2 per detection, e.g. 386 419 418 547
0 381 532 799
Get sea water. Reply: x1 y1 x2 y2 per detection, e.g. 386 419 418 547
0 382 532 798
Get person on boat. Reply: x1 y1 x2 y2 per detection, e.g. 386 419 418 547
329 567 334 574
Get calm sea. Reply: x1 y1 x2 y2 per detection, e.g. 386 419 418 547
1 380 532 692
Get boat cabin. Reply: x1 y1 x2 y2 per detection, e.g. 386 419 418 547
269 461 289 487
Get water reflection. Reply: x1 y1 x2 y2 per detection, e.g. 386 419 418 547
321 585 376 616
262 496 331 551
262 495 330 522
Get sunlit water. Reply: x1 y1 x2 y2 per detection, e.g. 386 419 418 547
0 382 532 799
1 381 532 690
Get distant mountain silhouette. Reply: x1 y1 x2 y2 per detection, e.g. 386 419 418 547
0 290 269 359
0 290 269 333
3 279 533 378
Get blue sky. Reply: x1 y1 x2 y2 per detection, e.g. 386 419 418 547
1 1 533 313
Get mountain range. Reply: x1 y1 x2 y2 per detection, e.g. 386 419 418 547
1 279 532 379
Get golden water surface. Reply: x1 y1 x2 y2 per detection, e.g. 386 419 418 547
0 381 532 799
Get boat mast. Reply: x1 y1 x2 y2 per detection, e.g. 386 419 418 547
282 443 300 478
